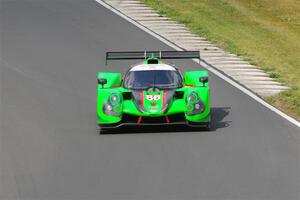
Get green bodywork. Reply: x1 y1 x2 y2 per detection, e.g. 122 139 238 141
97 59 210 127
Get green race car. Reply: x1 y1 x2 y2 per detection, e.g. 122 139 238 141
97 51 210 133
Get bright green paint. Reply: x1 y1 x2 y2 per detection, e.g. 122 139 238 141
98 72 121 89
184 71 209 87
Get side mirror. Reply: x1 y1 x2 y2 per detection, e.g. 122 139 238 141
199 76 208 86
98 78 107 88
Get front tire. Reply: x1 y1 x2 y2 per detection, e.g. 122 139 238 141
187 121 211 131
204 122 211 131
99 127 110 134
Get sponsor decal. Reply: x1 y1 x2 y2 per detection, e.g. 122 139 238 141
150 108 158 113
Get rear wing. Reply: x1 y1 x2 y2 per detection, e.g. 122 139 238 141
105 51 200 65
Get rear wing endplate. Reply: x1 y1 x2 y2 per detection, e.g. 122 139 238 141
105 51 200 65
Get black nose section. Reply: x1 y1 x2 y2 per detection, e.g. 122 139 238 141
131 90 146 113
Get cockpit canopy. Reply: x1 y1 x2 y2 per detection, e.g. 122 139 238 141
124 65 183 90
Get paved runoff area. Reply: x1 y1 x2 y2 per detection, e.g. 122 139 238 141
103 0 289 97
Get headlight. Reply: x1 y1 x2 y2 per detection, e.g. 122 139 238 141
186 92 205 116
103 93 122 117
105 104 113 111
109 93 120 105
187 92 198 103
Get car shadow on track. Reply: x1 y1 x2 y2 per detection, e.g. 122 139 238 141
211 107 231 131
100 107 231 134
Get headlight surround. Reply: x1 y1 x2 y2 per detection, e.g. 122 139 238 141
186 92 205 116
103 93 122 117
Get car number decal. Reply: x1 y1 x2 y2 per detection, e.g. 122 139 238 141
146 94 160 101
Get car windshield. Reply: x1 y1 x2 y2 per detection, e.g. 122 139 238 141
124 70 182 89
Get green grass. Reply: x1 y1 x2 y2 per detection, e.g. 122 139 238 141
143 0 300 120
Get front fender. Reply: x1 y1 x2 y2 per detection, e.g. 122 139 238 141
97 87 122 124
184 86 210 123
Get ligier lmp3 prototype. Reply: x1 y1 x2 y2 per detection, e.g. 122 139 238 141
97 51 210 133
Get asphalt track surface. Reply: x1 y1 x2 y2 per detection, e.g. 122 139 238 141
0 0 299 200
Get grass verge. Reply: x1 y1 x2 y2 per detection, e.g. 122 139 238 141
143 0 300 121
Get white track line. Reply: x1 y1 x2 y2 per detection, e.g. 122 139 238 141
95 0 300 128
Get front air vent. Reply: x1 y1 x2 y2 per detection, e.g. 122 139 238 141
147 59 159 64
122 92 132 100
122 113 185 124
174 91 184 99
